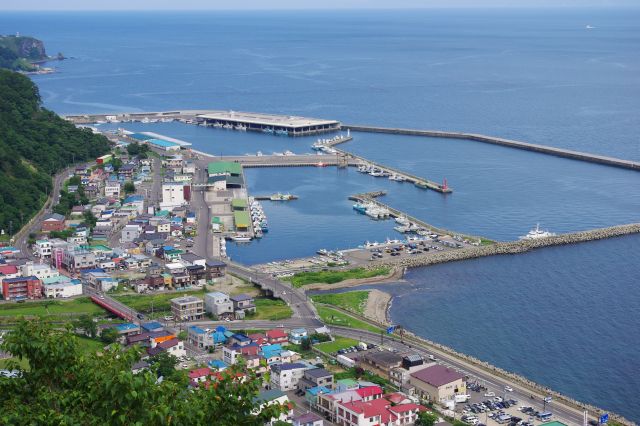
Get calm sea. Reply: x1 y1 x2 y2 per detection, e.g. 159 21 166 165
3 9 639 420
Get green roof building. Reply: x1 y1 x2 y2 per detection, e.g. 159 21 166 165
208 161 242 177
231 198 248 210
234 211 250 231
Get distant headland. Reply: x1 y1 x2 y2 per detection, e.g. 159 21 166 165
0 34 65 74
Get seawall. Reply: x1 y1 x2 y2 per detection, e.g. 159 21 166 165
343 125 640 172
368 223 640 270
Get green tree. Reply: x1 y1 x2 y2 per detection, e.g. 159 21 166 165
149 351 179 379
83 210 98 228
301 336 312 351
0 319 287 425
416 411 438 426
100 327 119 344
74 314 97 338
123 181 135 194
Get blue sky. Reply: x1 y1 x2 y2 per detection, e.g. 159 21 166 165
1 0 636 11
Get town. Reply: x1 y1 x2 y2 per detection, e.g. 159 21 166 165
0 126 601 426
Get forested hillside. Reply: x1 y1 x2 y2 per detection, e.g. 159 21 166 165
0 69 111 236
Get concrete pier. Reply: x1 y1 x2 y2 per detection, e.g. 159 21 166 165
215 154 358 168
343 124 640 172
350 191 485 242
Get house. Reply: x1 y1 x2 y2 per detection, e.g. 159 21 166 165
204 291 234 319
289 328 308 345
222 342 260 365
270 362 308 391
147 337 186 358
0 264 20 280
1 276 42 301
141 321 164 333
117 163 136 179
83 271 117 292
336 396 425 426
180 252 206 267
188 325 214 349
299 367 334 391
170 295 204 321
409 365 466 403
121 224 143 243
265 328 289 345
42 276 83 298
292 412 324 426
253 389 293 426
185 265 207 286
230 293 256 319
390 355 432 389
360 350 404 377
188 367 213 386
260 344 283 365
41 213 66 232
205 259 226 279
104 181 121 198
114 323 141 337
131 360 150 374
20 263 59 280
316 388 364 421
62 248 97 272
34 239 52 258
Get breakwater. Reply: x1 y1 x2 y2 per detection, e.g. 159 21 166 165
368 223 640 269
343 125 640 172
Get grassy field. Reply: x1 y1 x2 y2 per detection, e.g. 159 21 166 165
311 291 369 315
113 290 203 315
0 297 106 320
0 356 30 370
76 336 106 354
315 337 359 354
316 306 382 333
251 298 293 321
285 267 390 288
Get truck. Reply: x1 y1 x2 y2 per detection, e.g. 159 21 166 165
454 394 471 403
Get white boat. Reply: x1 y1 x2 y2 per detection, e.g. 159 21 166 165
230 234 252 242
519 224 556 240
283 150 294 156
369 170 385 177
213 122 223 128
235 124 247 131
586 24 595 29
389 174 406 182
395 216 410 225
141 117 150 123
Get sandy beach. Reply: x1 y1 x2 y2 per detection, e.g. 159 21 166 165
363 289 392 325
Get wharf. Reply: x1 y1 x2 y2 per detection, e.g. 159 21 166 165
350 192 485 242
253 195 299 201
217 154 358 168
343 124 640 172
336 148 452 193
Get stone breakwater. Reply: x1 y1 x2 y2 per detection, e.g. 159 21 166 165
368 223 640 270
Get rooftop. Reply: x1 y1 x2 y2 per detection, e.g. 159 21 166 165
305 367 333 379
207 161 242 176
410 364 465 387
198 110 339 129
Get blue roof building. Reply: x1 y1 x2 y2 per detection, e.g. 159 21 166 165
141 321 163 332
208 359 228 371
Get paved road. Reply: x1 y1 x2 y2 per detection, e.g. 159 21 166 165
13 165 77 259
330 326 593 426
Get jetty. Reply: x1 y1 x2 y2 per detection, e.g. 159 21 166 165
215 154 358 168
338 148 451 193
350 191 483 241
344 124 640 172
253 194 299 201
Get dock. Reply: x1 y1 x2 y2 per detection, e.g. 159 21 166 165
343 124 640 172
253 194 299 201
336 148 452 193
64 109 341 136
216 154 358 168
350 192 485 242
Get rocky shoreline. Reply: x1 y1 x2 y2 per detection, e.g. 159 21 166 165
368 223 640 270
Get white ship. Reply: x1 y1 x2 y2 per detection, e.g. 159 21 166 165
519 224 556 240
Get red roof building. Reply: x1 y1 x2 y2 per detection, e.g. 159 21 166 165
265 328 288 345
336 396 425 426
355 385 383 401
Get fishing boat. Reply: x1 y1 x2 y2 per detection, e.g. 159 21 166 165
262 127 274 134
275 129 289 136
213 122 223 128
223 123 233 129
389 174 406 182
352 203 368 214
270 193 296 201
230 234 252 242
317 249 329 256
519 224 556 240
234 124 247 131
395 216 410 226
283 150 294 156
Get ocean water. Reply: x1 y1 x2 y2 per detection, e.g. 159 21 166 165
3 9 640 420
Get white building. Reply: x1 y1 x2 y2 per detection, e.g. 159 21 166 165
253 390 293 426
204 291 234 318
43 279 83 298
270 363 308 391
20 263 59 280
104 182 121 198
160 182 187 209
34 240 52 258
121 224 142 243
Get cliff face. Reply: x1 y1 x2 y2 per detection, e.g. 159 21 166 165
0 35 47 60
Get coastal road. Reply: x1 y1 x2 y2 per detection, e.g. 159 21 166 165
331 326 595 426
